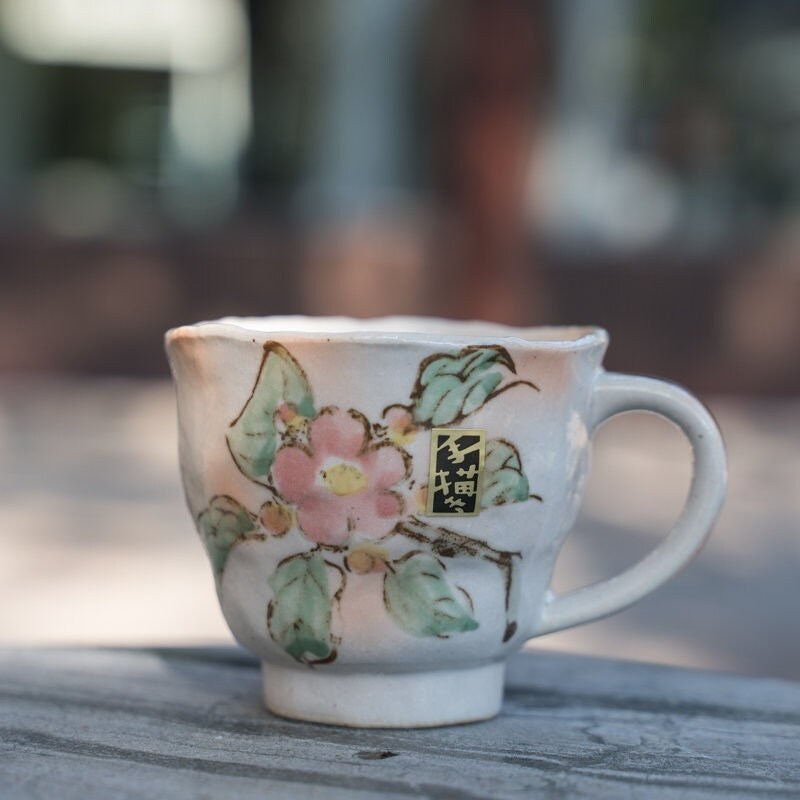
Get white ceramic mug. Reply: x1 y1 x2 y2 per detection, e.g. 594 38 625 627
165 316 726 728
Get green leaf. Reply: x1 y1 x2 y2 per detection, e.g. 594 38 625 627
268 552 333 663
384 555 479 637
410 346 516 426
227 342 315 483
197 495 257 575
481 439 530 507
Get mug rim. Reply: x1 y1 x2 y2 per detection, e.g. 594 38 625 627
166 316 609 351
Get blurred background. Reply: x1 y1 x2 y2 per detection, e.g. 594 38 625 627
1 0 798 679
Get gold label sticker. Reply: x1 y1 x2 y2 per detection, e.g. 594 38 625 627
425 428 486 517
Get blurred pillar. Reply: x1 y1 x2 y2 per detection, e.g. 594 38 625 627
298 0 432 318
300 0 425 217
0 43 39 215
429 0 552 323
539 0 668 251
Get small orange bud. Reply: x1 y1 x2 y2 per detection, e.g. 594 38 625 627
277 403 297 424
260 501 293 536
385 406 418 445
346 543 389 574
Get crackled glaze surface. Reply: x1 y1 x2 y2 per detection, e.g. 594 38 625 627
167 320 604 667
195 341 544 665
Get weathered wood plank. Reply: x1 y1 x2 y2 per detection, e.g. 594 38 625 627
1 647 798 799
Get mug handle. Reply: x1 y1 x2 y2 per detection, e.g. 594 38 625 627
536 372 727 636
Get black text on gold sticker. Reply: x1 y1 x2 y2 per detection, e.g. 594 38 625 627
425 429 486 516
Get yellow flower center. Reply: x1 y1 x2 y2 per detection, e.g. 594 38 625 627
322 463 368 496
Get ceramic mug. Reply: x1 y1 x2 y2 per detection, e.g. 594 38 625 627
165 316 726 728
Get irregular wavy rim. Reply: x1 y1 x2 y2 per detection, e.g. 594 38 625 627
166 315 609 351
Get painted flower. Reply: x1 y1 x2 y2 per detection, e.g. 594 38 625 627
272 408 409 546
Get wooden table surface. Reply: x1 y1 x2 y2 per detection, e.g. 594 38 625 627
2 646 798 799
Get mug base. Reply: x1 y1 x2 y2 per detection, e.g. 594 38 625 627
261 661 505 728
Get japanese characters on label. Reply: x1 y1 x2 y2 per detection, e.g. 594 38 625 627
425 429 486 516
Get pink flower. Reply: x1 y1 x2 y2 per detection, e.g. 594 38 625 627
272 408 409 546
